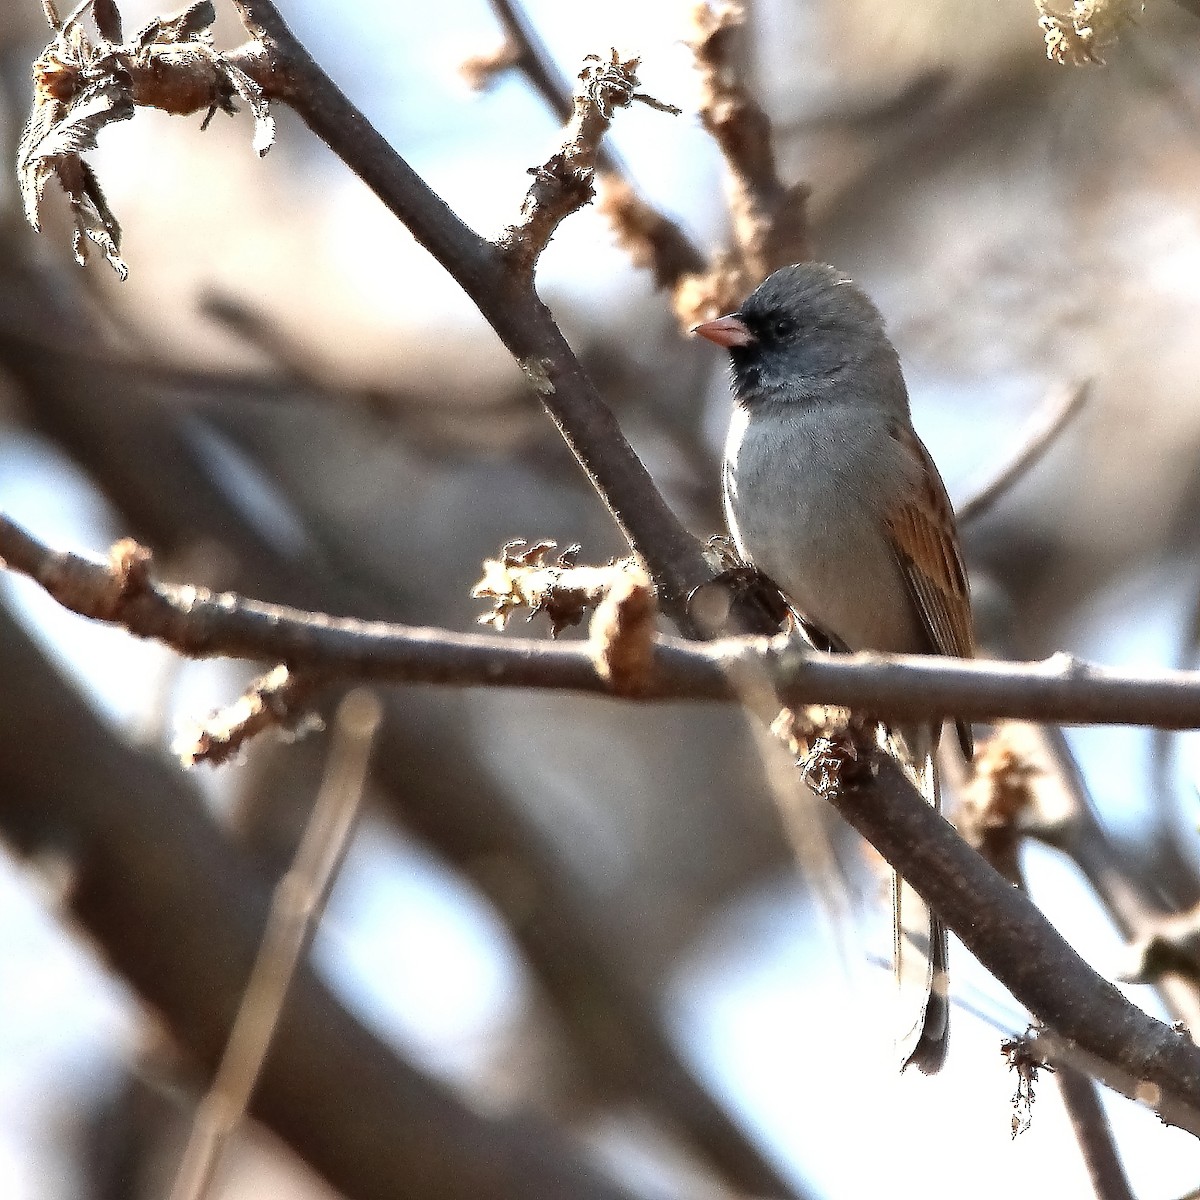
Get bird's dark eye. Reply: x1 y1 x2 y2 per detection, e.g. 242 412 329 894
771 316 796 339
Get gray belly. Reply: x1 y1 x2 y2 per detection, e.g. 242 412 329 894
723 407 926 654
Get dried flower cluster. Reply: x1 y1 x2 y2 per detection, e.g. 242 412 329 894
1037 0 1146 65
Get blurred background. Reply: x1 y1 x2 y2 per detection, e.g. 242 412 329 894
2 0 1200 1197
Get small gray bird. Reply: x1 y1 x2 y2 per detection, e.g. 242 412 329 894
693 262 975 1074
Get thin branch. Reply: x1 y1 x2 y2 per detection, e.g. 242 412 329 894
957 381 1089 525
496 50 683 274
806 730 1200 1136
13 518 1200 728
468 0 708 290
1055 1064 1138 1200
469 0 589 136
170 688 382 1200
959 732 1134 1199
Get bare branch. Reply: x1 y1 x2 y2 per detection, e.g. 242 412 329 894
497 50 681 275
803 727 1200 1136
12 518 1200 731
680 0 811 322
957 381 1089 525
596 178 710 290
227 1 717 623
170 689 381 1200
467 0 708 290
999 722 1200 1033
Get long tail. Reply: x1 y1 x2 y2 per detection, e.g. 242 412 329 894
894 728 950 1074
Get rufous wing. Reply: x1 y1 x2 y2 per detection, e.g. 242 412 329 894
884 425 975 758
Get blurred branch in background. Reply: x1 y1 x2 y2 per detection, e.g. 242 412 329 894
956 381 1089 526
0 606 643 1200
0 220 796 1199
169 688 381 1200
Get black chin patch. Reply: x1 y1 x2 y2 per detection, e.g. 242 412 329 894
731 360 761 398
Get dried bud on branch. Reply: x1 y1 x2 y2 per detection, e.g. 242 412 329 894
957 729 1041 884
1002 1031 1052 1137
588 566 656 693
473 539 648 637
178 665 327 767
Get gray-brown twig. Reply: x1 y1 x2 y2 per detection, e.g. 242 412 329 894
957 381 1089 525
16 515 1200 727
496 49 681 275
466 0 708 291
169 688 381 1200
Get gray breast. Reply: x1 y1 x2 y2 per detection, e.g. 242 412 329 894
722 403 926 654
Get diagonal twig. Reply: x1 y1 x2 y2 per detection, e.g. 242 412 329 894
957 380 1089 525
466 0 708 290
169 688 382 1200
